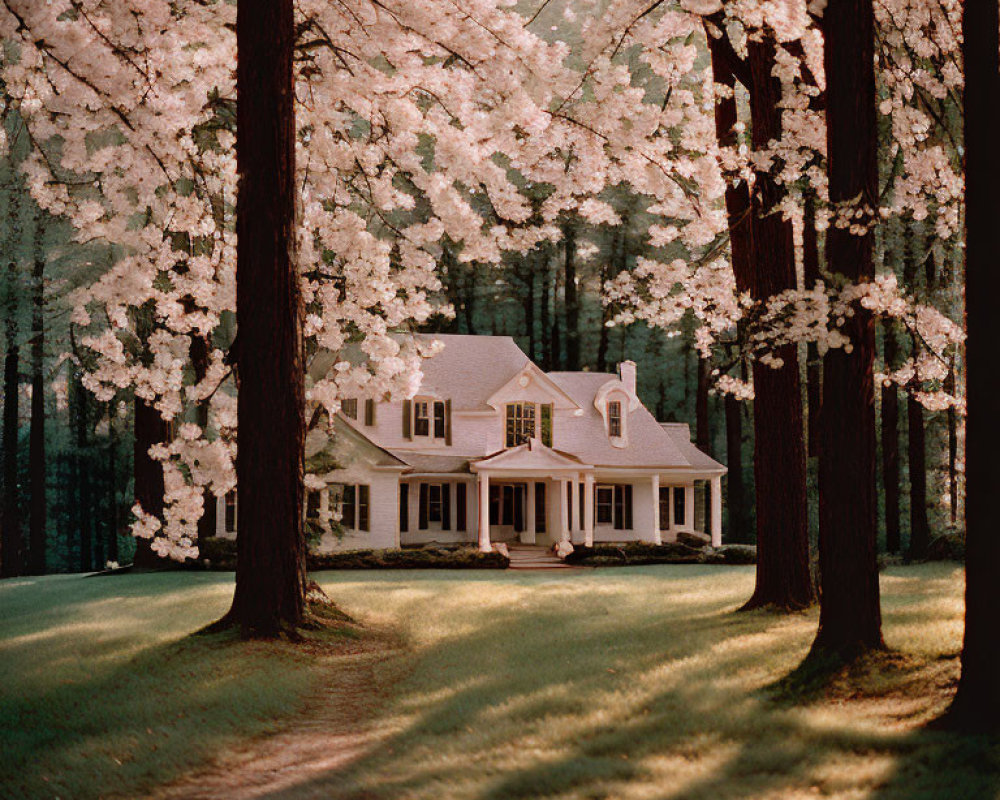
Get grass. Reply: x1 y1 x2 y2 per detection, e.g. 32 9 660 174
3 562 997 799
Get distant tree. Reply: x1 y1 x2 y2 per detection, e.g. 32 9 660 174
27 219 46 574
945 0 1000 733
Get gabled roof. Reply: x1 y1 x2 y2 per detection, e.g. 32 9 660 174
484 360 580 411
472 438 591 472
306 415 409 470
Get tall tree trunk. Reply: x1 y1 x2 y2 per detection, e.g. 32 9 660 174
550 264 562 370
697 355 713 524
723 33 812 610
812 0 883 659
906 373 931 560
563 221 580 371
132 396 168 568
724 390 746 542
948 0 1000 731
540 258 551 370
803 191 823 458
881 320 901 554
27 230 46 575
222 0 307 636
1 288 21 578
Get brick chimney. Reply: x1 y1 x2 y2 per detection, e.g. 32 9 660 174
618 360 637 396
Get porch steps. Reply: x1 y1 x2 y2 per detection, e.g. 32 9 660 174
506 544 580 570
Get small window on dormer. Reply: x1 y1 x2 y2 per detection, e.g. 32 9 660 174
506 403 536 447
342 398 358 419
608 400 622 438
414 401 430 436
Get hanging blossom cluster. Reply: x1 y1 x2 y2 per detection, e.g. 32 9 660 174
0 0 735 559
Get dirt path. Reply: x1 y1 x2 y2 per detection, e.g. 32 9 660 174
146 629 405 800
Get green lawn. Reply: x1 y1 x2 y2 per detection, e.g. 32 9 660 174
3 563 998 800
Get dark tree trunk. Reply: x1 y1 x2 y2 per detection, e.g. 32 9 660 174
27 234 46 575
803 191 823 458
132 396 169 568
812 0 883 660
881 320 901 554
1 299 21 578
563 222 580 371
723 33 812 611
906 377 931 560
724 390 746 542
222 0 307 636
190 335 217 543
540 259 551 370
948 0 1000 731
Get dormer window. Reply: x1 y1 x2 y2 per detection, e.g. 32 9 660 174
414 401 430 436
506 403 535 447
608 400 622 438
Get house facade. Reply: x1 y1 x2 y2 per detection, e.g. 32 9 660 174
217 334 726 552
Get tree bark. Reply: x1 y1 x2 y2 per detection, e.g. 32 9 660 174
132 396 168 568
948 0 1000 731
1 284 21 578
906 377 931 560
222 0 307 636
27 230 46 575
563 221 580 371
716 32 812 611
881 320 901 554
812 0 883 659
540 257 551 370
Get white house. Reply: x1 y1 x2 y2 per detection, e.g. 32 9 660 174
217 334 726 552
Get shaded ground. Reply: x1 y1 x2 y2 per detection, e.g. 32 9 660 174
4 564 997 800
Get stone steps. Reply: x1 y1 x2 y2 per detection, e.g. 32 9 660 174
505 545 579 570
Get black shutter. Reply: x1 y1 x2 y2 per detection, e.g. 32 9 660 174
674 487 686 527
400 483 409 532
513 485 525 533
579 483 585 528
445 398 452 446
613 485 624 530
624 484 633 529
403 399 412 439
534 482 546 533
365 398 376 426
434 401 446 438
418 482 429 529
659 486 670 530
442 483 451 530
489 484 500 525
456 482 467 531
541 403 553 447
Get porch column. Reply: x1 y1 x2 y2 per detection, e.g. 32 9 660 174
684 484 695 532
525 480 536 544
710 475 723 547
559 477 570 542
651 474 662 545
478 473 491 552
584 474 595 547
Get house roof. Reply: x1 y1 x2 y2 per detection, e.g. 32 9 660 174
410 334 530 411
390 452 472 474
659 423 727 473
472 438 591 472
307 415 410 470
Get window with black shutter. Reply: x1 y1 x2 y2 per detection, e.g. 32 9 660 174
342 398 358 419
505 403 535 447
659 486 671 530
596 486 613 524
358 485 370 532
534 482 546 533
456 483 466 531
674 487 686 527
428 484 442 523
342 485 357 530
433 401 446 438
399 483 409 532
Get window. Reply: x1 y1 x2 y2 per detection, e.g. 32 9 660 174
608 400 622 437
505 402 536 447
674 486 686 527
331 483 364 530
428 483 443 523
342 398 358 420
596 486 613 524
306 491 321 521
358 485 370 532
433 401 446 439
414 401 430 436
225 490 237 533
659 486 671 530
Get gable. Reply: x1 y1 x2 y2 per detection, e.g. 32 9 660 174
485 362 581 411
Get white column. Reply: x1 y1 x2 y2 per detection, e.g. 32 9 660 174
710 475 723 547
584 474 595 547
478 474 491 552
559 477 570 542
651 474 662 545
684 484 695 531
525 481 536 544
